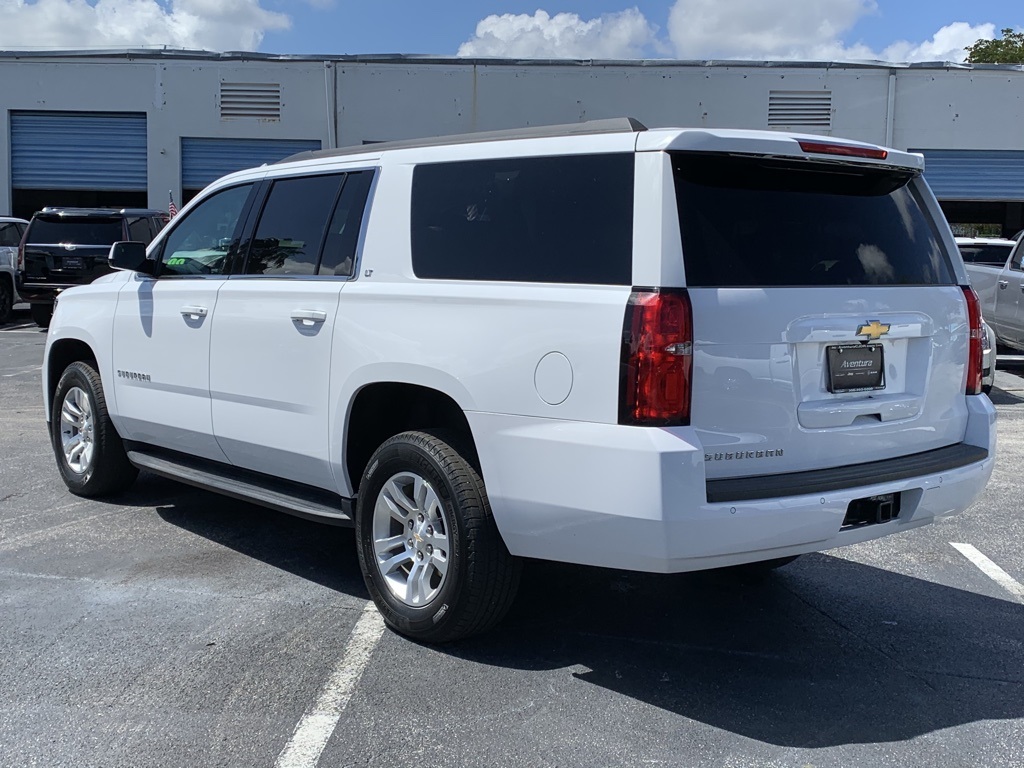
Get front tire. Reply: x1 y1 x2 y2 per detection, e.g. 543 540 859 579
51 361 138 497
31 303 53 329
355 430 520 643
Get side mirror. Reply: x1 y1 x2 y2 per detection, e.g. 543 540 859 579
109 241 155 275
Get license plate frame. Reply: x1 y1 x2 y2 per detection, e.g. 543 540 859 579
61 256 84 270
826 343 885 393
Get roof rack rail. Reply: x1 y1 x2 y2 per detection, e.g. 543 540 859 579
278 117 647 164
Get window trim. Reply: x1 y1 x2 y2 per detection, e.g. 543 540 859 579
229 166 379 282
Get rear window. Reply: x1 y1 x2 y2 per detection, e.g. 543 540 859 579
958 244 1013 267
27 217 124 246
411 153 633 285
673 153 955 287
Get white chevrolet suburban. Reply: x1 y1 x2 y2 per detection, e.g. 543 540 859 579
43 119 996 642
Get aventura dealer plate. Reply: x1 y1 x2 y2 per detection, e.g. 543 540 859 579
827 343 885 393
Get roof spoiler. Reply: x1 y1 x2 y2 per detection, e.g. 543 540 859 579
278 117 647 164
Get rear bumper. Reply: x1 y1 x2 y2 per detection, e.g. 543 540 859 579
469 396 996 573
14 279 77 304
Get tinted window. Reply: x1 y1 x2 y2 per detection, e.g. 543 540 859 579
673 153 955 287
0 222 23 247
160 185 252 276
411 154 633 284
319 172 373 276
958 244 1013 267
1012 241 1024 271
27 218 123 245
127 217 151 243
245 174 343 275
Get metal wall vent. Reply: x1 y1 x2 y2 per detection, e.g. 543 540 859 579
219 82 282 120
767 90 832 128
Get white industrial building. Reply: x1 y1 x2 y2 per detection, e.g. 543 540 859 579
1 49 1023 234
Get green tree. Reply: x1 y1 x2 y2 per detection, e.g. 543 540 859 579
965 27 1024 63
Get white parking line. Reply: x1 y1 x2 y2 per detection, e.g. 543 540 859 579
275 601 386 768
951 542 1024 603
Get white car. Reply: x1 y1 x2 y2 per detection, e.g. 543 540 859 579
42 119 996 642
960 236 1024 352
0 215 28 323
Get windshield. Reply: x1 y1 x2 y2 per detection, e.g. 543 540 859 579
672 153 955 287
28 218 123 246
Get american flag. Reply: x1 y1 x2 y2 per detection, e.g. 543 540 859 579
168 190 178 218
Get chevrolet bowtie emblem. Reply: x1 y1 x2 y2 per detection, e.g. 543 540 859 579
857 320 891 340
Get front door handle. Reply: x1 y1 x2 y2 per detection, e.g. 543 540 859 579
291 309 327 325
180 305 208 319
998 280 1009 289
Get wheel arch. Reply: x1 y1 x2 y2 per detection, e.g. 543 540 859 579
46 337 98 422
343 379 479 495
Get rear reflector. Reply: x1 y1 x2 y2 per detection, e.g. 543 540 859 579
798 140 888 160
620 288 693 426
962 286 983 395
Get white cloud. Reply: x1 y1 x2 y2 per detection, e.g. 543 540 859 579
879 21 997 62
457 8 658 59
0 0 290 51
666 0 994 62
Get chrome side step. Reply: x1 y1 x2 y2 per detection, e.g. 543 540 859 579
126 448 354 526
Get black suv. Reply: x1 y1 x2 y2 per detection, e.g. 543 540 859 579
17 207 168 327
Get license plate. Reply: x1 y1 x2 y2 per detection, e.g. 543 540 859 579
827 343 884 393
62 256 84 270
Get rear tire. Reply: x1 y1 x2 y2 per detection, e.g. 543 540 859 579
31 303 53 329
0 277 12 324
355 430 520 643
51 360 138 497
721 555 800 581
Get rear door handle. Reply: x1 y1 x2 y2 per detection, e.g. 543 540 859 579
291 309 327 325
180 305 208 318
998 280 1009 289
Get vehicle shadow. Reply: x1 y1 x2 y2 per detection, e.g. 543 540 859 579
135 474 1022 749
447 555 1023 749
129 473 367 597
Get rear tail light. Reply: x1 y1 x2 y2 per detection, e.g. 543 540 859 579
619 288 693 426
798 140 888 160
962 285 983 395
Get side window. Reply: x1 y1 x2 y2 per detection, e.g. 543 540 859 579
1012 241 1024 272
410 154 634 285
319 171 373 276
159 184 252 277
127 217 151 243
244 174 343 275
0 222 22 247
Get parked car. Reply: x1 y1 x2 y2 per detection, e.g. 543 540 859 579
42 119 995 642
961 236 1024 351
0 215 29 323
982 320 996 395
16 207 168 328
956 236 1016 267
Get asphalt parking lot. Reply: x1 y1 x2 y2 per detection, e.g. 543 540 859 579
1 306 1022 768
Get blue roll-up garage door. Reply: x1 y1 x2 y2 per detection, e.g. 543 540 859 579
913 149 1024 201
181 137 322 190
11 111 147 190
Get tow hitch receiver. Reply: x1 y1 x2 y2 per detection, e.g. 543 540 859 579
843 492 901 529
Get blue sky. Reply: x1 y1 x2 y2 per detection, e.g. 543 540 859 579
261 1 1020 58
0 1 1020 62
